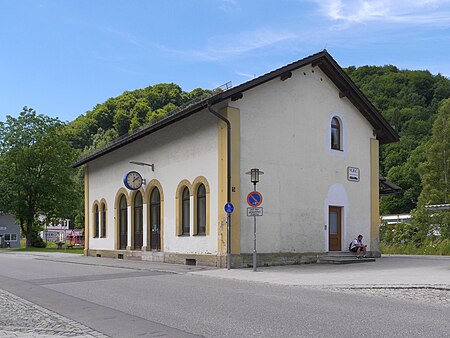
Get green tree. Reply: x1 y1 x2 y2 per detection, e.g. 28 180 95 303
418 98 450 205
346 65 450 214
0 107 80 247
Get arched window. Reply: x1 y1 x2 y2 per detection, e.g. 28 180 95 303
100 203 107 238
93 204 99 238
197 184 206 235
149 188 161 251
182 187 190 235
119 195 128 250
133 191 143 250
331 117 341 150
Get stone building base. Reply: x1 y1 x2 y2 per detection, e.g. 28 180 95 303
86 249 328 268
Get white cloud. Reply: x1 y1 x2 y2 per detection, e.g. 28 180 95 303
157 29 298 61
236 71 256 79
316 0 450 28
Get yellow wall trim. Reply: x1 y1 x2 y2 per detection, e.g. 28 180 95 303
175 179 192 236
114 188 129 250
192 176 211 236
218 106 241 255
145 179 164 252
100 198 108 238
370 138 380 253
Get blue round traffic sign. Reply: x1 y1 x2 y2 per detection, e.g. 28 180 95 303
224 202 234 214
247 191 263 207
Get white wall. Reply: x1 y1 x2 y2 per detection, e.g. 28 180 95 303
88 111 219 254
232 65 374 253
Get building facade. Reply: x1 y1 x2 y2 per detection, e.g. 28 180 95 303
74 51 398 267
0 214 20 249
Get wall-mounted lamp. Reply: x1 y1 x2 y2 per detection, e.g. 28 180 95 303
129 161 154 172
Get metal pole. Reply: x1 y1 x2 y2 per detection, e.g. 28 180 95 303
253 182 257 271
253 215 257 271
227 213 231 270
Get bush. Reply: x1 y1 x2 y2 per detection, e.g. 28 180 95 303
31 232 47 248
380 239 450 255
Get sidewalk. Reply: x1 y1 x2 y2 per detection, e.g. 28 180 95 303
2 251 449 288
193 254 450 288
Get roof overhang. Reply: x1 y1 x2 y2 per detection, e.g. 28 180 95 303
379 177 403 196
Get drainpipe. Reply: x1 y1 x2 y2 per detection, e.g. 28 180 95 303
207 102 232 270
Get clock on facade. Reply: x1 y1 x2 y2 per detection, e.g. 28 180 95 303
123 171 143 190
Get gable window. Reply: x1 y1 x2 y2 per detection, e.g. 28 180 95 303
181 187 190 235
331 116 342 150
196 184 206 235
93 204 99 238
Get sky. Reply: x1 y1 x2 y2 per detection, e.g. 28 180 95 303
1 0 450 123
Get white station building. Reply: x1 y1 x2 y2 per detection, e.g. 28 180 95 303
73 51 399 267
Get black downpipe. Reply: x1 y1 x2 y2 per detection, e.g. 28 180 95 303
207 102 232 270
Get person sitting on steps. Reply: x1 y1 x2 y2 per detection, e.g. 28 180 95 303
350 234 367 259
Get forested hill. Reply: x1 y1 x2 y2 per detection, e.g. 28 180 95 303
346 66 450 214
67 66 450 215
66 84 213 151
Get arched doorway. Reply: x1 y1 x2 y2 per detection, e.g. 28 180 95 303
133 191 143 250
119 195 127 250
149 187 161 251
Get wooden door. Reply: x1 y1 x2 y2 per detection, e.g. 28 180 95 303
329 206 342 251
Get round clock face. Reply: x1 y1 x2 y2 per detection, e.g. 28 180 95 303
123 171 143 190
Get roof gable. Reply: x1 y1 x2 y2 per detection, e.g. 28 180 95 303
73 50 399 167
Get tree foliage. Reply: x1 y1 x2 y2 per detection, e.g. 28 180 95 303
67 83 212 152
346 66 450 214
418 98 450 205
0 107 80 247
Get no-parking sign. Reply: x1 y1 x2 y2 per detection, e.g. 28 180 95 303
247 191 263 207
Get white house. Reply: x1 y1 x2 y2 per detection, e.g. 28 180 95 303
73 50 399 267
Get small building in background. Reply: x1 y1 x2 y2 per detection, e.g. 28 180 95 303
39 219 71 243
380 214 412 225
0 213 21 249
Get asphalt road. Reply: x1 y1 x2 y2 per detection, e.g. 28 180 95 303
0 252 449 338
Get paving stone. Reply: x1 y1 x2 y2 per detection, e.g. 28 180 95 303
328 285 450 306
0 289 109 337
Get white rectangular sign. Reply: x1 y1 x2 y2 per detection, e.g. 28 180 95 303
247 207 263 217
347 167 360 182
0 227 6 230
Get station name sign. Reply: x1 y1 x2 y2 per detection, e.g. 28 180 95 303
347 167 360 182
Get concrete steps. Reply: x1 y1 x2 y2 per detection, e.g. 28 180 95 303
318 251 376 264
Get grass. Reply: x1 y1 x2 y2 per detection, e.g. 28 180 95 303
380 239 450 255
0 239 84 254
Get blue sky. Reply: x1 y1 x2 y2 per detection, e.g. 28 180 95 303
1 0 449 122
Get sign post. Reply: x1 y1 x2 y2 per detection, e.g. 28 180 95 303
224 202 234 270
246 190 263 272
245 168 264 272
